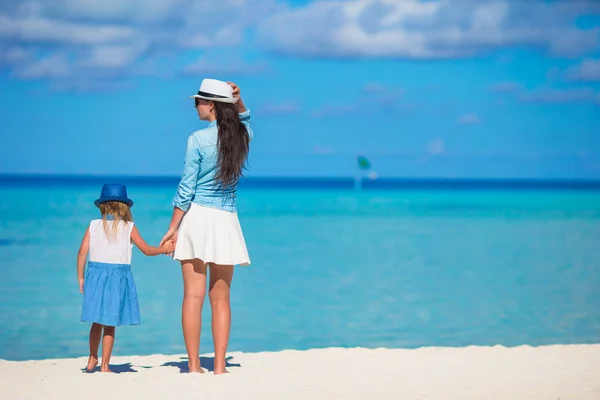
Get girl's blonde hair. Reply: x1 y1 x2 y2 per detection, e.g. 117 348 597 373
99 201 133 241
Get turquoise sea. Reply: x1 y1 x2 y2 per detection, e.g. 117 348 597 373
1 177 600 361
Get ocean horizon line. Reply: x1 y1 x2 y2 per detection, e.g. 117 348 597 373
1 173 600 190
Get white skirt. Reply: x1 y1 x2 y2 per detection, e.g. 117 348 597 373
173 203 250 266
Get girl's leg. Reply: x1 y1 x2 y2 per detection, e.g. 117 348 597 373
100 326 116 372
208 263 234 375
181 259 207 373
86 323 102 371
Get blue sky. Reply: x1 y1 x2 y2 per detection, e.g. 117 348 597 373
1 0 599 179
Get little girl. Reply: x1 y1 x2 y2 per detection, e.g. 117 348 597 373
77 184 174 373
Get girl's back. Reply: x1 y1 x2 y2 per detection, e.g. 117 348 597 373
88 219 134 266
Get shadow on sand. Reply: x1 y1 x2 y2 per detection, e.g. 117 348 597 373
81 363 138 374
162 356 241 373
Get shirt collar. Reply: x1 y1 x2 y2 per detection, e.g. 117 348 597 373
208 120 217 128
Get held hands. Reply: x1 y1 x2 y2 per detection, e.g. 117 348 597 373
161 239 175 255
159 228 178 256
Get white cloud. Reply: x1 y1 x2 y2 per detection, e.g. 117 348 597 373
0 46 29 65
566 58 600 82
256 0 600 59
16 54 70 78
78 43 148 69
1 0 599 92
458 113 480 125
255 102 301 116
310 104 358 118
426 138 445 155
519 88 600 105
55 0 179 22
0 14 137 45
312 146 336 154
309 82 411 118
183 57 270 76
50 79 134 93
0 0 273 87
489 82 520 93
362 83 404 104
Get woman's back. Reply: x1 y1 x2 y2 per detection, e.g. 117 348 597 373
173 109 253 213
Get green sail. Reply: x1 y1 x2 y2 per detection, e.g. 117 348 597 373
357 155 371 170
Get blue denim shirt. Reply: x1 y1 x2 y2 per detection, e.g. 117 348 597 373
173 109 253 213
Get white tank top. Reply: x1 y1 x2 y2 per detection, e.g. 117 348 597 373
88 219 134 265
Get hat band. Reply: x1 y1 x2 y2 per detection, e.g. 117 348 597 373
197 90 229 99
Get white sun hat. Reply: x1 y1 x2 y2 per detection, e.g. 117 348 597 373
190 78 239 104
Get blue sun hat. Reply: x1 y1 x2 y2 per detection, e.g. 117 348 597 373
94 184 134 208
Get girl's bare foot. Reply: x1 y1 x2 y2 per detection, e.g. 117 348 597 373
214 368 229 375
85 356 98 372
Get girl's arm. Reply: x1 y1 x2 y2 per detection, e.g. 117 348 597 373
77 228 90 293
131 226 174 256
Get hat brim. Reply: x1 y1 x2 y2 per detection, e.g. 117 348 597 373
94 197 134 208
190 94 239 104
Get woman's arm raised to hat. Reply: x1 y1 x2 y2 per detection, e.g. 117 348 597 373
228 81 253 141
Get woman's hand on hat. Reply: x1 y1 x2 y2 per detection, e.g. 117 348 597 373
227 81 247 112
227 81 240 98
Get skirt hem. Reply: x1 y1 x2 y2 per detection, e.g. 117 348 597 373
172 253 251 266
80 318 141 327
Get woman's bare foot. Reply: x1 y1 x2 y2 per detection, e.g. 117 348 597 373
100 363 113 373
85 356 98 372
188 360 205 373
214 368 229 375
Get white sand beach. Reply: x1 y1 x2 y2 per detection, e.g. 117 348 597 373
2 345 599 400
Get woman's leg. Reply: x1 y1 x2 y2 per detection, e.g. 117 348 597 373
100 325 115 373
208 263 234 374
181 259 207 373
86 322 102 371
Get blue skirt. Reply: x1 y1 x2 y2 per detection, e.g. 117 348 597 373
81 261 141 327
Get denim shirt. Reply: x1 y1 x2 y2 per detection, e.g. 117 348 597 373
172 109 253 213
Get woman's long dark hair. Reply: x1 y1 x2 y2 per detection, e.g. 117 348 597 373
213 101 250 190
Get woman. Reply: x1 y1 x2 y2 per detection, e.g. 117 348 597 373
160 78 252 374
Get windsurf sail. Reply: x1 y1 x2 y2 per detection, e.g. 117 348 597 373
357 155 371 170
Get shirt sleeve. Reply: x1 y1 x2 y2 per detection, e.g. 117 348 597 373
172 135 202 212
239 109 253 142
